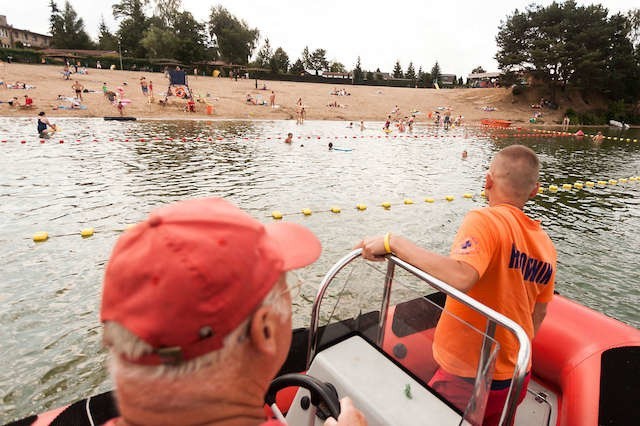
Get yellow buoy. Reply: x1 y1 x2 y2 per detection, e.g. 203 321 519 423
80 227 94 238
612 137 618 141
463 193 473 199
549 185 559 192
608 179 617 185
445 195 454 202
424 197 435 203
33 231 49 242
356 203 367 211
301 208 312 216
403 198 414 205
562 184 572 190
330 206 341 213
574 183 584 189
597 180 607 186
537 187 544 193
271 211 283 220
381 201 391 209
619 178 627 184
585 181 595 187
480 191 486 197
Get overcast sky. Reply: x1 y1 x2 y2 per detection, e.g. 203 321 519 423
3 1 638 77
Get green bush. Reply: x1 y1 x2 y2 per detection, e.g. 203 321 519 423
0 47 42 64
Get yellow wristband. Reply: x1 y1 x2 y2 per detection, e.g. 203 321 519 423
383 232 392 254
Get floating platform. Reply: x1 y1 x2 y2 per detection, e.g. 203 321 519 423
104 117 137 121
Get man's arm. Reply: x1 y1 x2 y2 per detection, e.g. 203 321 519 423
532 302 548 336
357 234 479 293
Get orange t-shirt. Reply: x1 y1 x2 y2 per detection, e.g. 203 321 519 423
433 204 556 380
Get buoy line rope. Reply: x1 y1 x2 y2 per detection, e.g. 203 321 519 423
1 132 638 144
25 175 640 242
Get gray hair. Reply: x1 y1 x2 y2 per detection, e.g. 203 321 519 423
104 275 289 380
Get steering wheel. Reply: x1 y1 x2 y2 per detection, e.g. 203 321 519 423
265 373 341 421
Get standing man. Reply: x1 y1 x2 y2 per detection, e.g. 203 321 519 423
100 197 367 426
140 77 148 97
357 145 556 425
72 80 84 101
270 90 276 108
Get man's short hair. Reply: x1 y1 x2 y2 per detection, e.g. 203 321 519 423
492 145 540 199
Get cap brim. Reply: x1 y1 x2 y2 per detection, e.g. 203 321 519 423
265 222 321 270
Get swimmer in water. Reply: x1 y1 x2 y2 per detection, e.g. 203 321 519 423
360 120 365 131
462 150 468 159
328 142 333 150
285 132 293 143
36 111 56 136
593 131 604 143
383 115 391 130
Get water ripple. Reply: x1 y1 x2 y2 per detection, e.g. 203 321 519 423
0 118 639 423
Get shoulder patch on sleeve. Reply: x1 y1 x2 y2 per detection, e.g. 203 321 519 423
453 236 479 255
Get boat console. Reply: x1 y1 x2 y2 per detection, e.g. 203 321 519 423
268 249 532 425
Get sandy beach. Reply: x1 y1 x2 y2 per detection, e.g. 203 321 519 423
0 63 566 124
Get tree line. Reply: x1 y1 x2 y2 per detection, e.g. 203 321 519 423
46 0 451 86
46 0 639 103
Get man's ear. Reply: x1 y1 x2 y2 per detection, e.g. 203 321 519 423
528 182 540 199
485 172 494 190
249 306 278 356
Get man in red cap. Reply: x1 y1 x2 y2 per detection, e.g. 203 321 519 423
100 197 366 426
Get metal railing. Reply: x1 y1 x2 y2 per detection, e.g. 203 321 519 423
307 249 531 426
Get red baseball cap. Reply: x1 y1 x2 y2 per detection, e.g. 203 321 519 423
100 197 321 365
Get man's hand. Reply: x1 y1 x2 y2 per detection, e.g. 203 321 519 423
324 397 367 426
354 236 387 261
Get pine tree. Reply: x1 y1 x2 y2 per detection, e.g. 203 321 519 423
254 38 273 68
353 56 363 82
49 0 95 49
405 62 416 82
431 61 441 86
393 60 403 78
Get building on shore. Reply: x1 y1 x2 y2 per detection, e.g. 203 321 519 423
0 15 52 49
467 71 503 88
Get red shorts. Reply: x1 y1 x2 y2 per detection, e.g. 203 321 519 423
429 369 531 426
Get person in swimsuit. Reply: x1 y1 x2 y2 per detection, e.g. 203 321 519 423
383 115 391 130
37 111 56 136
72 80 84 101
140 78 148 96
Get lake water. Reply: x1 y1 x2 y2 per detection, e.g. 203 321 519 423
1 118 638 423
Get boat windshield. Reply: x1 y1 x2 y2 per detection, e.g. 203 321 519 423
309 254 500 424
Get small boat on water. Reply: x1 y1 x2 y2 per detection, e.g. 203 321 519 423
481 119 512 128
9 250 640 426
609 120 630 129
